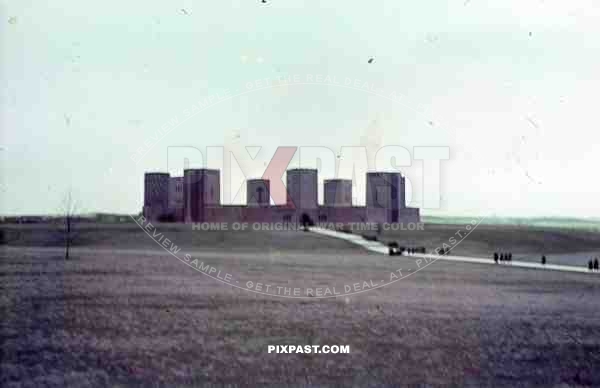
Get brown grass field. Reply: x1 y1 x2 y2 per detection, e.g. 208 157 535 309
1 222 600 387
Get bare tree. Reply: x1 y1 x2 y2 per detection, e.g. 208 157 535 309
60 190 78 260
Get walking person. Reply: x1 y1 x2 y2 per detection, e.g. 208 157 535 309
588 259 593 271
541 255 546 265
494 252 498 264
594 257 599 271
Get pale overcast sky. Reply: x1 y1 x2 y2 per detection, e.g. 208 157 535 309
1 1 599 217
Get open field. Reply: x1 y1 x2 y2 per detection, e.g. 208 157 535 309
0 222 361 253
2 223 600 387
3 222 600 263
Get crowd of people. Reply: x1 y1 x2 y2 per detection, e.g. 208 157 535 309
387 244 427 256
493 252 599 271
493 252 513 264
389 244 599 272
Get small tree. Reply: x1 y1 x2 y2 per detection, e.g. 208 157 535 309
60 191 78 260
